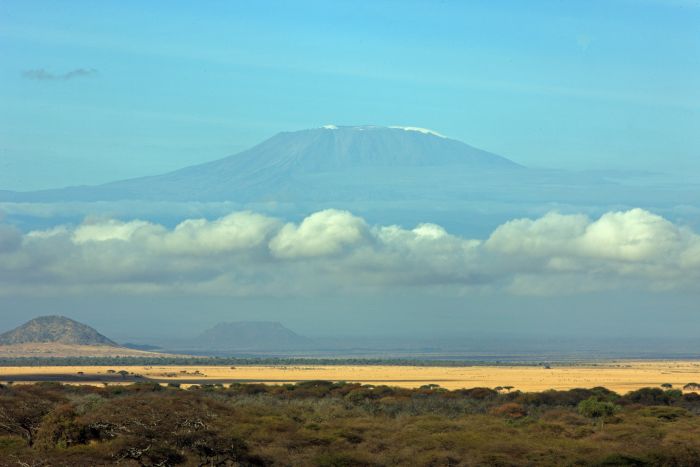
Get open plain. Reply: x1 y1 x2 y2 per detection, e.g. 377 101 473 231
0 343 176 358
2 360 700 393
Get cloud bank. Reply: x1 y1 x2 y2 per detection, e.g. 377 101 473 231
22 68 98 81
0 208 698 297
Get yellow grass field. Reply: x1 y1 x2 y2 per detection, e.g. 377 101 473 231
2 360 700 393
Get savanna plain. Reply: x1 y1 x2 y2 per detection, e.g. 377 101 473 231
2 360 700 393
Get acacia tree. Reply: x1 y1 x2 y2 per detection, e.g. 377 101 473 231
80 392 260 466
0 389 59 446
684 382 700 391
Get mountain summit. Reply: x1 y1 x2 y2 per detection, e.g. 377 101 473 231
0 315 117 346
196 125 519 172
4 126 523 202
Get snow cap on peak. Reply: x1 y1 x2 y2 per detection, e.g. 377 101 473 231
389 126 446 138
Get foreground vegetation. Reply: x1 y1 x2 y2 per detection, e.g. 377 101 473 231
1 382 700 466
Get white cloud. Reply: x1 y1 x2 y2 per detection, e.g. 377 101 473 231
578 209 685 261
269 210 368 258
486 208 692 263
163 211 280 255
22 68 98 81
73 219 158 244
486 212 589 256
0 208 698 298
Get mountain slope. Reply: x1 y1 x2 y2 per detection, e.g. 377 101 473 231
4 126 524 202
0 315 117 346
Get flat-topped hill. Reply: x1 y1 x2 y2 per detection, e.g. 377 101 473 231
0 315 117 346
193 321 313 351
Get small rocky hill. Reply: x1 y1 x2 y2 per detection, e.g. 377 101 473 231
0 315 117 346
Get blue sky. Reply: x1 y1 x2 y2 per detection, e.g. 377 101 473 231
1 0 698 190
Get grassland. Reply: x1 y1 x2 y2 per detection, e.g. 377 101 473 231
2 360 700 392
0 343 178 358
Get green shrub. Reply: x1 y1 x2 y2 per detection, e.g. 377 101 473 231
577 397 618 419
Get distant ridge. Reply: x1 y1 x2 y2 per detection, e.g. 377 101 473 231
0 315 117 346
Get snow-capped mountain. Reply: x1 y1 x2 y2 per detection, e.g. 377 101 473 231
3 125 523 202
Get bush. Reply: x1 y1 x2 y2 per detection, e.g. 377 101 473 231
622 387 681 406
491 403 527 419
455 387 498 400
592 453 650 466
577 397 618 419
315 451 377 467
638 406 689 421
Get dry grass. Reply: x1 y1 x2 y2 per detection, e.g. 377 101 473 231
2 360 700 392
